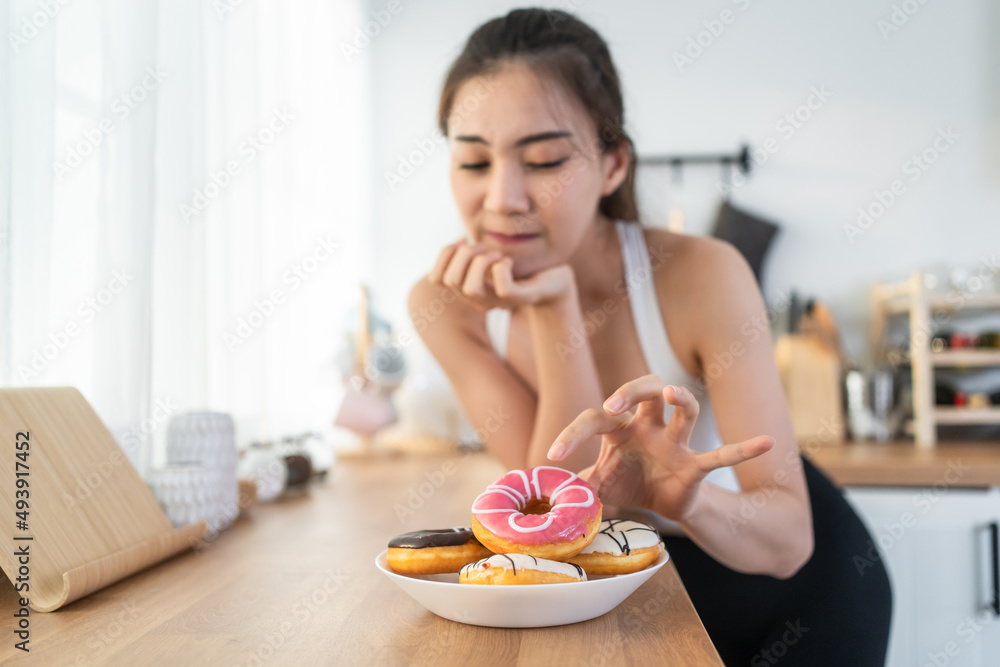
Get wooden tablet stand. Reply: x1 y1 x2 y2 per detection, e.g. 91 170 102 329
0 387 206 612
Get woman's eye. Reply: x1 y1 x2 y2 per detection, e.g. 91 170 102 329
527 159 568 169
458 158 567 171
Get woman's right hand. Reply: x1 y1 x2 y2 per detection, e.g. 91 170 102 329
547 375 774 523
428 239 576 310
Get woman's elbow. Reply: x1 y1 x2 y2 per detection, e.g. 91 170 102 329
769 529 814 579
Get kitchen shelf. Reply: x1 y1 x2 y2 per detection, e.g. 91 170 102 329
934 407 1000 425
892 350 1000 368
883 292 1000 315
871 269 1000 448
931 350 1000 367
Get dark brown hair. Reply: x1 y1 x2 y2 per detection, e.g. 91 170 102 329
437 8 639 223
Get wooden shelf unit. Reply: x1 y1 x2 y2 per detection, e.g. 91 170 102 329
871 269 1000 448
931 349 1000 367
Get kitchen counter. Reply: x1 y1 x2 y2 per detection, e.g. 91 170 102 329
0 452 721 666
804 439 1000 488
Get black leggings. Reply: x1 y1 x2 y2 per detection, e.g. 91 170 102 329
661 455 891 666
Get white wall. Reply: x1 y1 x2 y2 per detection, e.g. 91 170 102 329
357 0 1000 393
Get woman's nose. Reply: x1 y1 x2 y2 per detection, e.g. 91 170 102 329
483 161 530 215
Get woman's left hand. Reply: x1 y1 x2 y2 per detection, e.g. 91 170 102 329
430 239 578 309
547 375 774 522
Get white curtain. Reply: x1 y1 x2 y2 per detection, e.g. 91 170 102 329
0 0 372 476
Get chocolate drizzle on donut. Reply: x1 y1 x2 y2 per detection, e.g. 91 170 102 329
461 553 587 581
388 527 476 549
596 520 659 555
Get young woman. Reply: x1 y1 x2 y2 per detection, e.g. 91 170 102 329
409 8 891 664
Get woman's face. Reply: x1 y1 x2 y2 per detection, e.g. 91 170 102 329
447 61 626 278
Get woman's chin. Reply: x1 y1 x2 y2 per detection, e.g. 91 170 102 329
511 261 542 281
509 254 560 281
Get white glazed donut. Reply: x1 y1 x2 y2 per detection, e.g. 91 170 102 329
459 553 587 585
566 520 662 575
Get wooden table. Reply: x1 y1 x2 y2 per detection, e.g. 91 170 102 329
1 452 721 666
805 439 1000 488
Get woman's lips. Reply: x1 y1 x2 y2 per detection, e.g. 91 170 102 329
484 231 541 245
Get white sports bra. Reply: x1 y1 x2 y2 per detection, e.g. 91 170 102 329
484 220 741 534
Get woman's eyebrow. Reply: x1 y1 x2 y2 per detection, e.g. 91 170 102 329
453 130 572 147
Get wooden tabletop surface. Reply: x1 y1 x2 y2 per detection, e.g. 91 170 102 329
0 451 722 666
804 439 1000 488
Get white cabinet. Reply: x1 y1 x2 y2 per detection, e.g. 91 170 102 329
844 487 1000 666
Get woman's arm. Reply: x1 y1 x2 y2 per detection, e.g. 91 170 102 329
549 238 814 579
409 264 604 472
675 238 813 578
521 278 604 471
408 276 536 470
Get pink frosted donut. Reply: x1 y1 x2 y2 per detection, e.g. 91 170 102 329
470 466 603 560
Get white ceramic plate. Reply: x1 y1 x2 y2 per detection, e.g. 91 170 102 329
374 546 669 628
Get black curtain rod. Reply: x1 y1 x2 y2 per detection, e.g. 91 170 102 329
637 143 752 175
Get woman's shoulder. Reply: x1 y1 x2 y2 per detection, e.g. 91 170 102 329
642 227 762 371
641 226 754 301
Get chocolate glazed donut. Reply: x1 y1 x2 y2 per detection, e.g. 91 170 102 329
386 528 493 575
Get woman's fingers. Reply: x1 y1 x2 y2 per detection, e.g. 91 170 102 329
547 407 627 461
602 374 667 426
695 435 774 473
662 384 700 445
462 251 503 299
490 257 516 299
442 243 485 291
429 240 465 284
575 461 598 485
